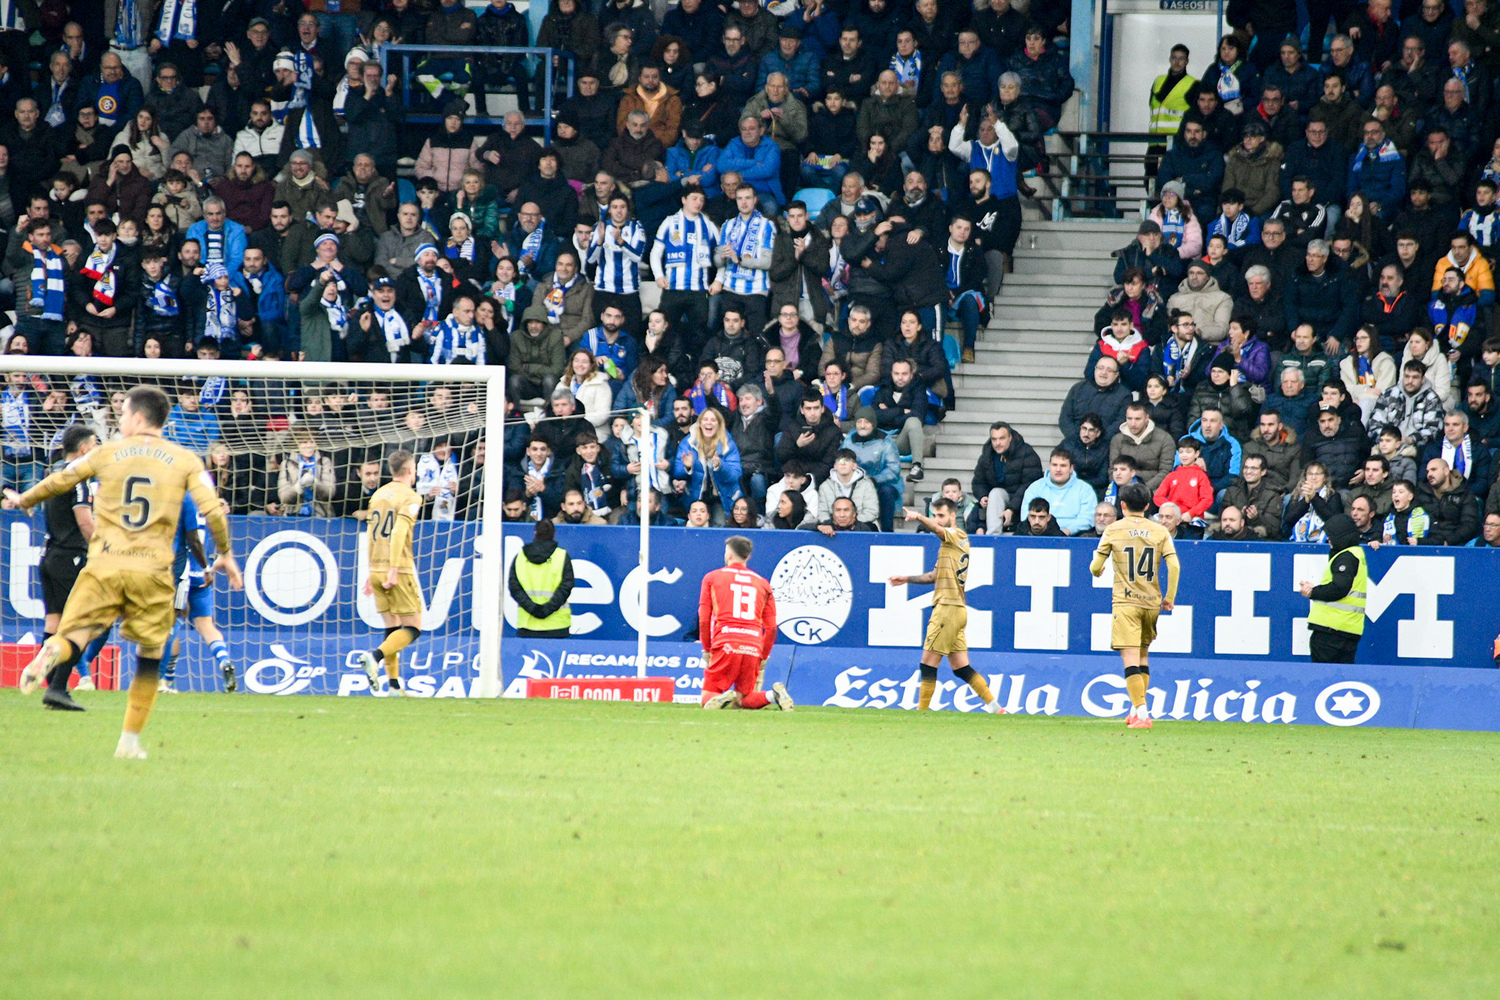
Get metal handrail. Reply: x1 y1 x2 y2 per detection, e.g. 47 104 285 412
1031 130 1173 221
380 44 575 142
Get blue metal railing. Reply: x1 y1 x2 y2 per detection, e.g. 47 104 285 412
380 44 575 142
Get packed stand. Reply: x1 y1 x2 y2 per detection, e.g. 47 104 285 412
1 1 1075 532
990 1 1500 546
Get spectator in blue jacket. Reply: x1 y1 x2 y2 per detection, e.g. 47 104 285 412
1020 447 1099 535
665 123 721 190
937 31 1002 110
233 247 287 354
784 0 842 62
1157 119 1226 223
717 115 783 212
1260 37 1322 117
672 406 743 524
757 26 821 102
1347 117 1405 216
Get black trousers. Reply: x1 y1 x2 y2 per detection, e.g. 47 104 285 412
657 289 711 350
1309 626 1360 664
518 627 570 639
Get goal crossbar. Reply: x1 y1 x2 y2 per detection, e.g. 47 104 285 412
4 356 508 698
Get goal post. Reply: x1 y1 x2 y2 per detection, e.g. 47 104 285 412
0 356 506 698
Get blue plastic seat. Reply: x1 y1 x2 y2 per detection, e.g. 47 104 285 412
793 187 836 216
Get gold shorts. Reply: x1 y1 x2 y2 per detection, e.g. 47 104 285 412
374 572 422 618
923 604 968 655
56 564 176 651
1111 605 1159 650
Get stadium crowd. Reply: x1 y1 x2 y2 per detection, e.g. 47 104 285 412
972 0 1500 548
0 0 1078 535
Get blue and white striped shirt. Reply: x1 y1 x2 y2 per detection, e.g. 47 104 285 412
587 219 646 294
651 211 720 292
716 212 775 296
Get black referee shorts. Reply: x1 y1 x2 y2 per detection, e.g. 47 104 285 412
40 551 86 617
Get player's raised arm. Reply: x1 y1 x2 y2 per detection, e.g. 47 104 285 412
3 449 102 511
187 465 242 591
900 506 945 536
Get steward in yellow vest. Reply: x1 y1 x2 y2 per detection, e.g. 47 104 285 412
1298 514 1368 663
1149 45 1197 136
508 520 575 638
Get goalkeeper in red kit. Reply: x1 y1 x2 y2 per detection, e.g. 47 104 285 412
698 535 794 711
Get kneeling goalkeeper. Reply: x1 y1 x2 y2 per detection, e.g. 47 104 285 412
357 451 423 696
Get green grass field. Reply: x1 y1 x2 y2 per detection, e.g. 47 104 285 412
2 692 1499 999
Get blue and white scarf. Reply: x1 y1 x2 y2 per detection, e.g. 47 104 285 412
1351 137 1401 174
147 277 179 316
416 269 442 324
155 0 197 43
115 0 144 49
519 220 548 277
1212 211 1254 248
205 287 237 342
890 51 922 90
28 242 66 322
1290 487 1333 542
372 306 411 360
298 455 318 515
297 108 322 149
522 457 552 520
321 294 348 337
1157 206 1186 248
2 389 31 457
579 461 609 512
1162 337 1197 392
545 274 576 324
430 318 484 365
1213 60 1243 105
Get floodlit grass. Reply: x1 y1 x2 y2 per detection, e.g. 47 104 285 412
2 692 1498 999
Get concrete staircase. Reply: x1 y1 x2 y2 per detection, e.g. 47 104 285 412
917 218 1140 497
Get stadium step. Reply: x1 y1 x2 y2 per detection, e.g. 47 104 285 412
930 221 1119 477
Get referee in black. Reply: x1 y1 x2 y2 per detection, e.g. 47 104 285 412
37 425 100 712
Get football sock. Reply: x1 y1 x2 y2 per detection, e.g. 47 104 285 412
918 665 939 710
209 640 231 669
78 633 108 678
742 691 770 709
1126 672 1148 709
386 650 401 684
373 626 420 663
160 630 183 684
44 637 79 694
954 666 996 705
124 658 162 735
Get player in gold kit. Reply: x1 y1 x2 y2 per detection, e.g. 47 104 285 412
1089 483 1180 729
2 386 243 759
355 451 424 696
887 498 1005 714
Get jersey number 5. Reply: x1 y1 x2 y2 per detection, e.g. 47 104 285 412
1122 545 1156 583
122 476 155 530
730 582 757 620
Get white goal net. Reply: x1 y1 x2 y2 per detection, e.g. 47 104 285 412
0 357 505 698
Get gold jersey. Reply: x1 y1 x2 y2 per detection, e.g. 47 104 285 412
20 434 229 574
931 524 970 607
1091 516 1180 609
367 481 421 573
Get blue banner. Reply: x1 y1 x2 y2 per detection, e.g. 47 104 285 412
508 639 1500 731
2 517 1495 706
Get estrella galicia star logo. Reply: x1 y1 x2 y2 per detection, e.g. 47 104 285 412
1315 681 1381 727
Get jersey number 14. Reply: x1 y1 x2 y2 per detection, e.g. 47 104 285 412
1122 545 1156 583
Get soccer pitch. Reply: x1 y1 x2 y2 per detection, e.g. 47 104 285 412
3 693 1498 999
